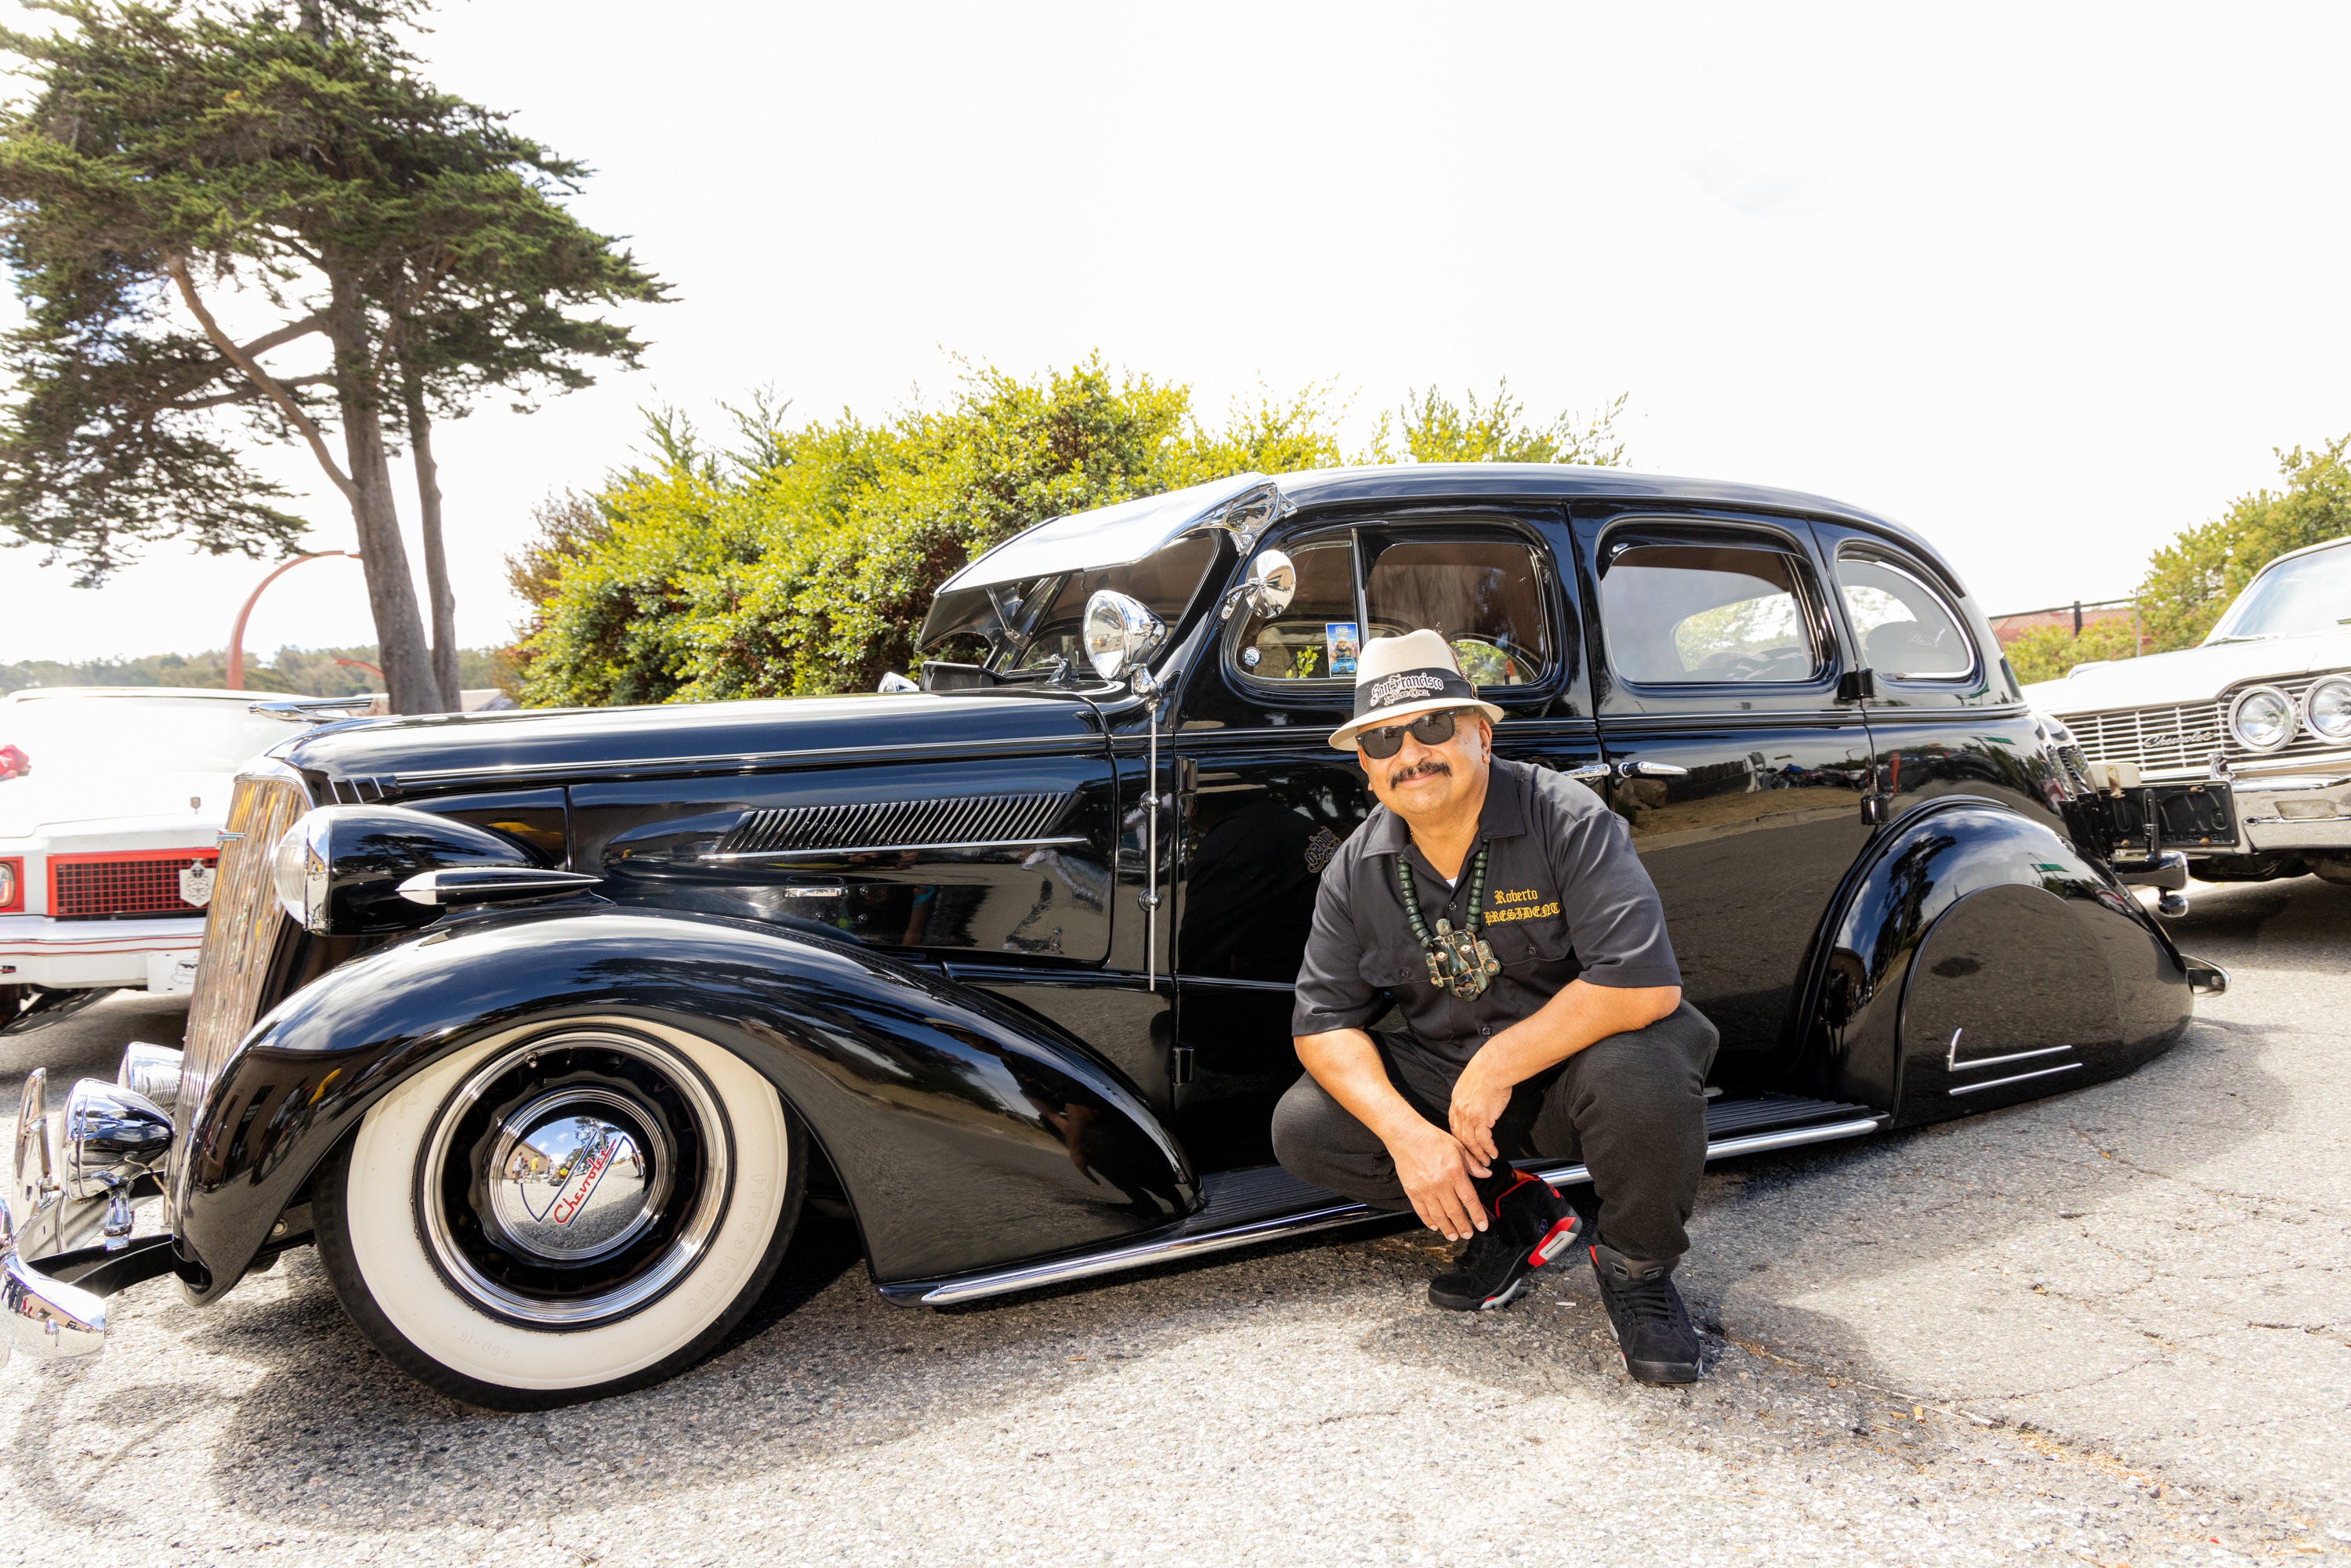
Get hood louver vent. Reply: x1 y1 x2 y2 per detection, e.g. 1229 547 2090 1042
706 791 1080 861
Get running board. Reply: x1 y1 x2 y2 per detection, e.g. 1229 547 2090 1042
879 1094 1885 1308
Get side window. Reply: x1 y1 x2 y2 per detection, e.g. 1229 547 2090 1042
1234 538 1359 680
1835 555 1974 679
1364 539 1552 686
1599 543 1821 684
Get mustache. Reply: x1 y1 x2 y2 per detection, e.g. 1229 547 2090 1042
1387 759 1452 786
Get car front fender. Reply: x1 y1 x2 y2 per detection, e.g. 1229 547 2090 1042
172 907 1195 1302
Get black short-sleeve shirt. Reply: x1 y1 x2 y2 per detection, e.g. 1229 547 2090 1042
1291 756 1682 1076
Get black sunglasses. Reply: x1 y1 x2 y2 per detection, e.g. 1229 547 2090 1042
1357 708 1471 761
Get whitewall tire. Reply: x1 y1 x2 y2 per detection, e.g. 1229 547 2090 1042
315 1015 802 1409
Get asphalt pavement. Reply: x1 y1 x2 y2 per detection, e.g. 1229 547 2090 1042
2 876 2345 1566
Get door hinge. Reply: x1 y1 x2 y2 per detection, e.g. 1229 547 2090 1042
1170 1044 1196 1085
1836 668 1878 703
1860 795 1886 828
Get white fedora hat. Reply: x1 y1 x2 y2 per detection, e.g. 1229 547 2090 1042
1328 629 1505 752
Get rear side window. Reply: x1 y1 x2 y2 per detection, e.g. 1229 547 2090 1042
1600 544 1820 683
1836 556 1972 679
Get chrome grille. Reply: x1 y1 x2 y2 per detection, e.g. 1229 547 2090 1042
178 773 306 1142
2056 673 2351 776
708 792 1077 859
2059 699 2229 776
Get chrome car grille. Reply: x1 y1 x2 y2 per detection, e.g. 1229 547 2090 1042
2055 673 2349 776
178 774 306 1141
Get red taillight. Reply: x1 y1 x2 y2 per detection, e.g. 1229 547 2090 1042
0 744 27 780
0 859 20 913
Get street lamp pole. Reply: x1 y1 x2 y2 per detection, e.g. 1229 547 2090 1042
226 552 360 690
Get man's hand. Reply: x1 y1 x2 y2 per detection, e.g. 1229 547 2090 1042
1388 1119 1490 1240
1447 1060 1513 1168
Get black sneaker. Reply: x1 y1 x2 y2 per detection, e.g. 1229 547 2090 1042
1427 1171 1582 1312
1589 1242 1703 1384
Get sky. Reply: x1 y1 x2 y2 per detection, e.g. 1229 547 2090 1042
5 1 2349 666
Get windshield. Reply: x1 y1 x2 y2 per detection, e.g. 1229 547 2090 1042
2205 545 2351 643
926 533 1223 673
2 697 291 779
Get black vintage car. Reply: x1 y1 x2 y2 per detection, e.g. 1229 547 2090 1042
3 464 2226 1407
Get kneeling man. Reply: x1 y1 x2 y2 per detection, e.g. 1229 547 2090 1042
1275 630 1720 1384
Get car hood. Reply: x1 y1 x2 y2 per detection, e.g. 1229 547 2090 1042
273 689 1114 788
0 769 237 838
2024 630 2351 715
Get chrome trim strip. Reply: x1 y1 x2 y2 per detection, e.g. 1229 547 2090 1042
916 1200 1378 1305
1523 1117 1887 1190
912 1114 1886 1305
2233 773 2351 792
388 733 1105 788
701 835 1088 863
1949 1044 2075 1074
1947 1062 2081 1096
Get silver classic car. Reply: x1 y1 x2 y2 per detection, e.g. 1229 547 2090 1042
2025 534 2351 885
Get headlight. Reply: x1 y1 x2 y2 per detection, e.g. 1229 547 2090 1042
270 813 331 932
2306 675 2351 741
2228 685 2296 751
1082 590 1167 683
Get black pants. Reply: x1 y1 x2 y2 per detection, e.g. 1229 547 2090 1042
1271 1001 1719 1262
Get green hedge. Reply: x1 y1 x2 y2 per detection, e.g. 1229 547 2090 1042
512 361 1621 706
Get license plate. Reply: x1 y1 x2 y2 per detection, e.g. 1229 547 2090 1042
2112 783 2238 849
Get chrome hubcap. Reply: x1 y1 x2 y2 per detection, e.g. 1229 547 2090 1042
486 1089 669 1262
418 1030 732 1328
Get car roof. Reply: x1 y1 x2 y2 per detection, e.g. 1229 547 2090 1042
939 462 1962 598
2255 531 2351 570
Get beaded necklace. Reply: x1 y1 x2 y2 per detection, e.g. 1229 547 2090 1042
1396 843 1502 999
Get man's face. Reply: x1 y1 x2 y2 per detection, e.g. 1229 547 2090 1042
1360 710 1493 824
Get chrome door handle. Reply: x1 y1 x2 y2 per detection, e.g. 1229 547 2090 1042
1617 761 1689 779
1561 763 1611 782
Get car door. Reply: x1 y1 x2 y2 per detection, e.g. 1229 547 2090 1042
1166 506 1596 1169
1571 509 1875 1085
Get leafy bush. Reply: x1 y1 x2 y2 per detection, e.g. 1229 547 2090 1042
2005 616 2146 687
513 360 1625 706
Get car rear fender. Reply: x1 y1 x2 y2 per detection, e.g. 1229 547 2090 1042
171 907 1196 1302
1794 797 2190 1125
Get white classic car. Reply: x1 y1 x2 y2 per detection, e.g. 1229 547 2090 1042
0 687 315 1031
2025 533 2351 884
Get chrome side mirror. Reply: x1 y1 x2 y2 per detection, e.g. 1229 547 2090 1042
1245 550 1296 617
1083 591 1168 683
1221 549 1297 621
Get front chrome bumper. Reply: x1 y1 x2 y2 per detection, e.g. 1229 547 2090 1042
2229 766 2351 855
0 1197 109 1364
3 1048 180 1367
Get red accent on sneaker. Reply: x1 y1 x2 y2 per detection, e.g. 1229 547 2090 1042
1492 1169 1538 1218
1527 1215 1581 1267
